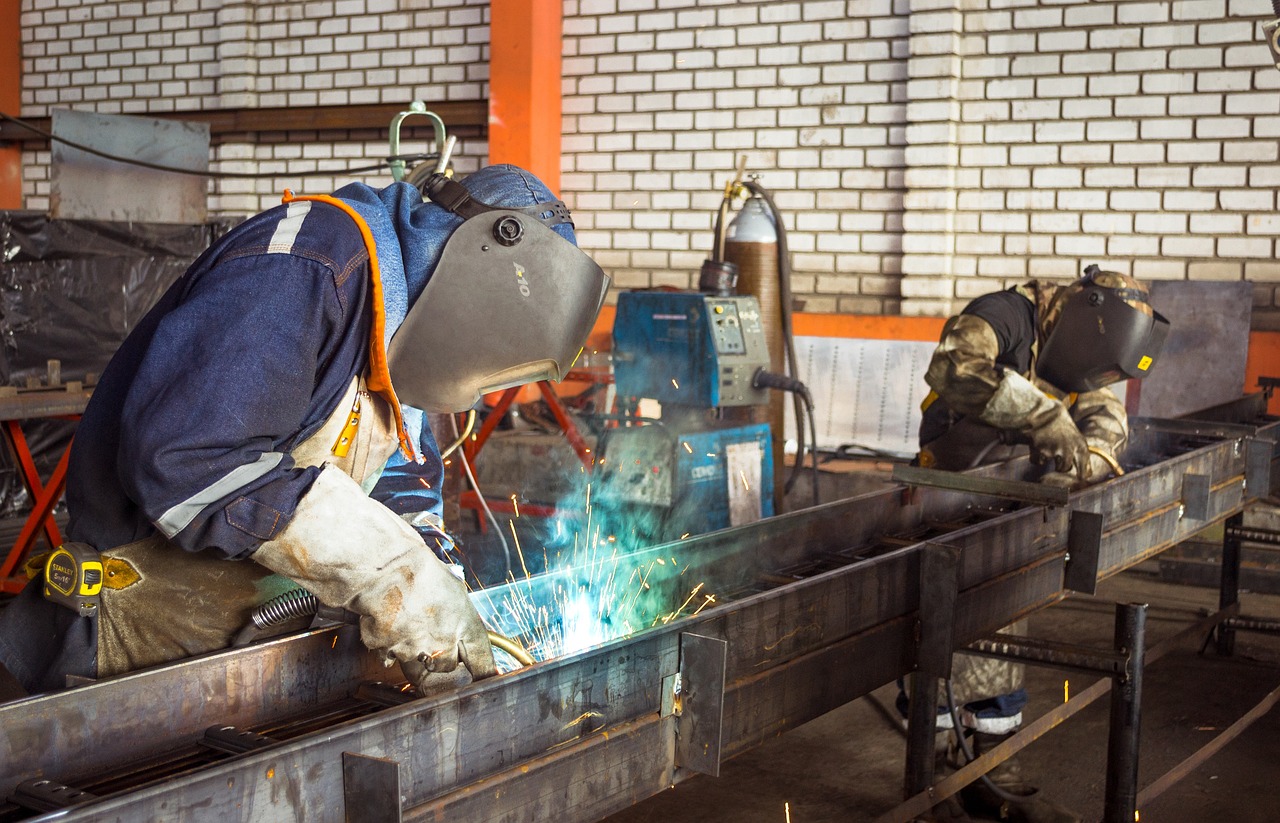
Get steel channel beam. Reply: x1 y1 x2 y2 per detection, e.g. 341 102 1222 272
26 503 1073 823
0 626 386 796
0 483 948 803
6 402 1278 822
1130 417 1264 440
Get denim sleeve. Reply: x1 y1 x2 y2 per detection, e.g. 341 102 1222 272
118 253 349 559
370 412 446 540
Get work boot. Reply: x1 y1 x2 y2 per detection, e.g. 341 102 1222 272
958 732 1081 823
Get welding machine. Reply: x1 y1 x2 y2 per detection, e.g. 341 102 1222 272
603 291 776 540
612 291 773 408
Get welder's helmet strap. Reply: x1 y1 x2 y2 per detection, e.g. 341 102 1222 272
1037 284 1171 394
424 173 574 229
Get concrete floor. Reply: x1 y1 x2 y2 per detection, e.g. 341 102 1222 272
602 570 1280 823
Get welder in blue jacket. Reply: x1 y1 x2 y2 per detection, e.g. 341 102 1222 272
0 164 609 696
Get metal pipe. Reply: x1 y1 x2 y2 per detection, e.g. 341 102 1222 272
1217 511 1244 656
904 544 960 799
1224 522 1280 546
883 603 1240 823
1103 602 1147 823
1221 615 1280 635
963 635 1126 676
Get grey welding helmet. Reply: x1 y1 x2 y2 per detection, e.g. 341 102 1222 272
387 172 610 413
1036 266 1170 394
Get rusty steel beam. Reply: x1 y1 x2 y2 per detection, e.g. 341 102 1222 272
0 396 1276 822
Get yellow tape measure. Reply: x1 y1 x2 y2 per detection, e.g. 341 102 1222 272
43 543 103 617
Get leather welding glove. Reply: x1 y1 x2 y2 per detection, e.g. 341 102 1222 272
978 370 1089 476
252 464 497 683
1040 438 1121 489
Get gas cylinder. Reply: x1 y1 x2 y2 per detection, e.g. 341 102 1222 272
724 194 785 511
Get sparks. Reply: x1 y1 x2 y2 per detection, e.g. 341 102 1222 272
682 441 693 454
510 520 531 579
671 378 680 389
1064 680 1070 703
468 480 722 669
511 494 520 518
691 593 716 616
739 470 750 491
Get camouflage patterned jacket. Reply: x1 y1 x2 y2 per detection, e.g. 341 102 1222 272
918 281 1127 470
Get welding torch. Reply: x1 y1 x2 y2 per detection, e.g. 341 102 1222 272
236 588 536 668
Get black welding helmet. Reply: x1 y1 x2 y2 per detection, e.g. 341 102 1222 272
1036 266 1170 394
388 171 610 413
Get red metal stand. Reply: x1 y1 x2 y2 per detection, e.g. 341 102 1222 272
0 384 92 593
0 417 78 593
459 381 599 529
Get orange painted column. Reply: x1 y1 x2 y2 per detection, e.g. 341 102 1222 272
1245 330 1280 416
488 0 562 194
0 0 21 209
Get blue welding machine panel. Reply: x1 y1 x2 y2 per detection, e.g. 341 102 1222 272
670 424 774 535
612 291 771 408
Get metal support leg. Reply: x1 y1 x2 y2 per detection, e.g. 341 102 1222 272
1103 602 1147 823
904 543 960 798
1217 511 1243 656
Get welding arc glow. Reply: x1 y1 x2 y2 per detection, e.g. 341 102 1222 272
469 481 715 670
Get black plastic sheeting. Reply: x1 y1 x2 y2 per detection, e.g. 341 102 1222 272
0 212 236 518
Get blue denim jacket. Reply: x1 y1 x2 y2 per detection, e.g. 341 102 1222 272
0 165 572 692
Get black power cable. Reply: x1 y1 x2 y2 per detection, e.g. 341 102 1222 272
0 111 436 179
738 179 816 504
752 368 820 507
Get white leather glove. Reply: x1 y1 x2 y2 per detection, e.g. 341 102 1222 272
979 370 1089 475
252 464 497 682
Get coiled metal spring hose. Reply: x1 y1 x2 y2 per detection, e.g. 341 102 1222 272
236 588 534 667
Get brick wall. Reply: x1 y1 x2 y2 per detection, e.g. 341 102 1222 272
560 0 1280 328
17 0 490 214
15 0 1280 326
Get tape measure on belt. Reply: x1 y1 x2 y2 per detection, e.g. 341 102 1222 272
43 542 103 617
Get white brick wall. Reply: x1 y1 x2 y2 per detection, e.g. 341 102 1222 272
18 0 489 213
563 0 911 315
561 0 1280 327
14 0 1280 326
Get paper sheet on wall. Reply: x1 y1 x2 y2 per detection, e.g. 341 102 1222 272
784 337 938 459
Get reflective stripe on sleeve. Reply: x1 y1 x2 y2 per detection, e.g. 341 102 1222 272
155 452 286 537
267 201 312 254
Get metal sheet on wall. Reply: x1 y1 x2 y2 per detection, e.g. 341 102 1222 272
50 109 209 224
1135 281 1252 419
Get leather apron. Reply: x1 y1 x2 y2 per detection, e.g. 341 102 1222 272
96 376 399 677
